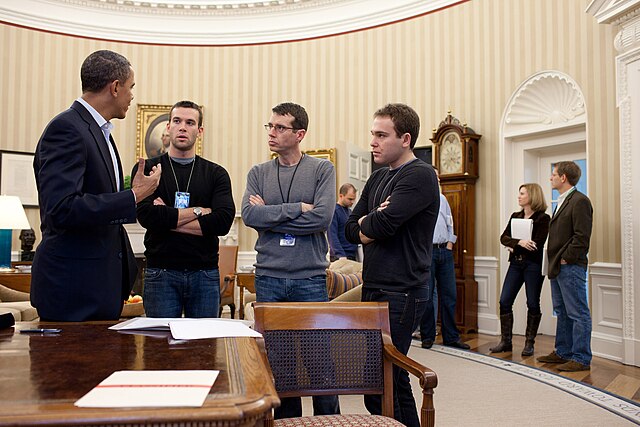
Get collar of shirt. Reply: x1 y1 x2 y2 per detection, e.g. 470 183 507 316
76 97 110 131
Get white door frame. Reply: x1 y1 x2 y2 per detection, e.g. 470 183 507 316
499 70 588 336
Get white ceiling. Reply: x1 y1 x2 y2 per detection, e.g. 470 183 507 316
0 0 463 45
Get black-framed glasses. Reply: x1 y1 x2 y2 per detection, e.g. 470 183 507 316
264 123 298 134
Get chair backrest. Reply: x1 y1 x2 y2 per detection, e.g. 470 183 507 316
218 245 238 299
253 302 396 416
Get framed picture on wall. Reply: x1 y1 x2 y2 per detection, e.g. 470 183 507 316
135 104 203 161
0 150 38 207
349 153 359 179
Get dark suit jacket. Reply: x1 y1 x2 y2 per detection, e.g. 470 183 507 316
547 189 593 279
31 101 138 321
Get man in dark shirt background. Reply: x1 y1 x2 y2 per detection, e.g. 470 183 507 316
328 183 358 262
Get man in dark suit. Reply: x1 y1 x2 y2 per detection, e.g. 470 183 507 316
32 50 162 321
538 161 593 371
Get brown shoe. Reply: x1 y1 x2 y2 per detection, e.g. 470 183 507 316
537 351 569 363
557 360 590 372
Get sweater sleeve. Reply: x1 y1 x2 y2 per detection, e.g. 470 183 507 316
360 165 437 241
197 166 235 238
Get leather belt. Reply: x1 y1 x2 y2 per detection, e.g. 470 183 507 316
433 242 448 249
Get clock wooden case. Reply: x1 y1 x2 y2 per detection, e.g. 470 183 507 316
430 113 481 333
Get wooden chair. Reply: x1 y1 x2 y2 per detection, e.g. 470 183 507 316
253 302 437 427
218 245 238 318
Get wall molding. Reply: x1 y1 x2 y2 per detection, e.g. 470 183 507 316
590 262 624 362
474 256 499 335
0 0 465 45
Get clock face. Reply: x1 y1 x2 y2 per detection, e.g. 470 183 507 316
439 131 463 175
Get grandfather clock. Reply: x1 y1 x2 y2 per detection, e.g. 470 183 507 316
431 113 481 333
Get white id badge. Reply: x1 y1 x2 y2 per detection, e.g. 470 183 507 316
175 192 190 208
280 234 296 246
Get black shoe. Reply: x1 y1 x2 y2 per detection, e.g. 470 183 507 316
421 340 434 349
444 341 470 350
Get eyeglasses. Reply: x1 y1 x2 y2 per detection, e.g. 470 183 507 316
264 123 298 134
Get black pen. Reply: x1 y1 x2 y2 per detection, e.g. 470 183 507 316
20 328 62 334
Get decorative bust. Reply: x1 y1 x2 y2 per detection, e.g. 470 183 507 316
19 228 36 261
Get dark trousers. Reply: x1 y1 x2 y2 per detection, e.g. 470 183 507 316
361 286 428 427
499 259 544 315
420 248 460 344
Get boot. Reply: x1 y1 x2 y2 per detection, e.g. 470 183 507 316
521 312 542 356
490 313 513 353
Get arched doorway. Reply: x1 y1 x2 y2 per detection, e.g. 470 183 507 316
500 71 588 336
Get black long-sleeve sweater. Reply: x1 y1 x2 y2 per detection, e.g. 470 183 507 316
132 154 235 270
345 159 439 292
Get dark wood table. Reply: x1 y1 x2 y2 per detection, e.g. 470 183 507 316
0 271 31 293
0 322 279 426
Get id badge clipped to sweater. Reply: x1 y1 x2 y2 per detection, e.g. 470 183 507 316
280 234 296 246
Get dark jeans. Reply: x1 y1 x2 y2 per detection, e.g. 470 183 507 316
361 286 428 427
420 248 460 344
499 259 544 315
255 274 340 419
143 268 220 318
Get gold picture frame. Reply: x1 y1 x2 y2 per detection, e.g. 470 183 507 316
135 104 203 161
271 148 337 167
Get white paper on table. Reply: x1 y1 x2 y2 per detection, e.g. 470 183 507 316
110 317 253 332
511 218 533 240
74 370 218 408
169 319 263 340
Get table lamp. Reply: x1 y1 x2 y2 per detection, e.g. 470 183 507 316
0 195 31 271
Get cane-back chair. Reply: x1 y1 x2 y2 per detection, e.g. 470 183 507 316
253 302 437 427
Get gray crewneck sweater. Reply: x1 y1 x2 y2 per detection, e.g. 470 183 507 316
241 155 336 279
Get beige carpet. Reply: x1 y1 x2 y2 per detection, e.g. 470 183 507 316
301 344 639 426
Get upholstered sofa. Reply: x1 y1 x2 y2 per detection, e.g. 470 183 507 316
0 284 38 321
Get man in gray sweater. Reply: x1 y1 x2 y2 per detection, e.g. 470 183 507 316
241 102 338 419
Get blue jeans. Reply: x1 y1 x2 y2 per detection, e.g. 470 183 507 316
499 259 544 315
550 264 592 365
362 286 428 427
420 248 460 344
255 274 340 419
143 268 220 318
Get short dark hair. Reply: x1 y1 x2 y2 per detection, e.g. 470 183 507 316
374 103 420 149
555 161 582 186
272 102 308 131
339 183 356 195
81 50 131 93
170 100 203 127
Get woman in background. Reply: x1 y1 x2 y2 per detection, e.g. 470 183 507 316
490 183 550 356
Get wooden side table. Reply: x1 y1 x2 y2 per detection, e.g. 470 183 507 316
236 272 255 320
0 271 31 293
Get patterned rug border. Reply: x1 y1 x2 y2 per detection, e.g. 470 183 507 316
415 343 640 425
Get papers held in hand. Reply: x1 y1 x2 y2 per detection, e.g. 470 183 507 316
511 218 533 241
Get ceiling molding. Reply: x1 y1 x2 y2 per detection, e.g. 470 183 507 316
0 0 465 46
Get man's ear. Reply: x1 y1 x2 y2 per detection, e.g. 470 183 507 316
402 133 412 148
109 80 119 97
295 129 306 142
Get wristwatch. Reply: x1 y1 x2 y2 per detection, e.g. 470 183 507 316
193 207 203 218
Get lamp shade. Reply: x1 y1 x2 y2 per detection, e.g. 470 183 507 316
0 196 31 229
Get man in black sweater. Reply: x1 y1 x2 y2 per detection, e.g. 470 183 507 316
345 103 439 427
132 100 235 317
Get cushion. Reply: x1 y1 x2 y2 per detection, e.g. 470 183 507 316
326 270 363 300
328 259 363 274
275 414 404 426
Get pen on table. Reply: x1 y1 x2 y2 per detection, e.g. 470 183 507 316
20 328 62 334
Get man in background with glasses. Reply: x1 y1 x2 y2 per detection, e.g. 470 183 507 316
242 102 338 419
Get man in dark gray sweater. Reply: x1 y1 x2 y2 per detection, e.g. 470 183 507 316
241 102 338 419
346 103 439 427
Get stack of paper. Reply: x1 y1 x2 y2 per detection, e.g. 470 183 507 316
511 218 533 240
74 370 218 408
109 317 261 340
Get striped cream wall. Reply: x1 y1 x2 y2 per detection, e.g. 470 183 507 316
0 0 619 263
